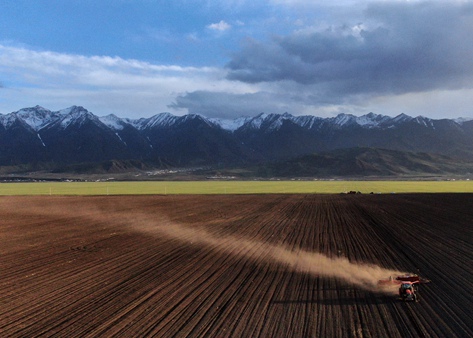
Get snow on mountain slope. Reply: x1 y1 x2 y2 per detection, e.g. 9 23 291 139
2 105 473 166
332 114 356 126
55 106 103 129
236 113 302 131
209 116 251 131
292 115 324 129
391 113 413 124
355 113 393 127
0 112 21 129
1 105 470 135
0 105 105 131
129 112 178 130
16 106 59 131
455 117 473 124
99 114 127 130
230 112 397 132
0 105 59 131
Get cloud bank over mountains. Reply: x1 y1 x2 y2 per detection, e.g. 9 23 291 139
229 3 473 90
175 1 473 118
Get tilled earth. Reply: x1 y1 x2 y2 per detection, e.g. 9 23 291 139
1 194 472 337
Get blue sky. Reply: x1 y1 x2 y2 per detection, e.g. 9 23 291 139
1 0 472 119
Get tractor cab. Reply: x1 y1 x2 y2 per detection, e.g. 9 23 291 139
400 282 414 291
399 282 417 301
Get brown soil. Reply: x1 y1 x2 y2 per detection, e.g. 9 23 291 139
1 194 472 337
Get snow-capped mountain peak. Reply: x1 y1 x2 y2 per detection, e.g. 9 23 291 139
392 113 413 124
204 111 436 132
332 113 357 126
238 112 294 131
209 116 252 131
99 114 127 130
1 105 467 134
355 113 392 127
57 105 87 116
2 104 473 168
0 105 106 131
55 106 102 129
0 105 58 131
244 113 269 129
131 112 178 130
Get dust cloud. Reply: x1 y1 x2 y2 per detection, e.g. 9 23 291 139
129 215 405 294
11 199 403 294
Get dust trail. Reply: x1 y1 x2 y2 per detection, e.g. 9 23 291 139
9 200 403 294
128 214 405 295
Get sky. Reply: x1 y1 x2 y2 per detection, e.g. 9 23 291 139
1 0 472 120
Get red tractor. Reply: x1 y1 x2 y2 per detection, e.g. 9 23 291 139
378 274 430 302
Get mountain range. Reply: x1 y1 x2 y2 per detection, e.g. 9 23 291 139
1 105 473 176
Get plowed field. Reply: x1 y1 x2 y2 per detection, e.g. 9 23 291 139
1 194 472 337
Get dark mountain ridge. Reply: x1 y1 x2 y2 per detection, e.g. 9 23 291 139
253 147 473 178
1 105 473 172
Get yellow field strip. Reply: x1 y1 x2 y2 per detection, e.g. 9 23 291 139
0 180 472 195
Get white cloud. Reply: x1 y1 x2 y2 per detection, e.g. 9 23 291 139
0 44 249 118
207 20 232 31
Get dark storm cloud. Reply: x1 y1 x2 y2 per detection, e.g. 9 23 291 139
169 91 294 118
226 2 473 99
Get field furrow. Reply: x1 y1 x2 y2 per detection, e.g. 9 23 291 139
1 194 472 337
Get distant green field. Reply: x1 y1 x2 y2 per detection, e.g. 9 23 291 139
0 180 472 195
